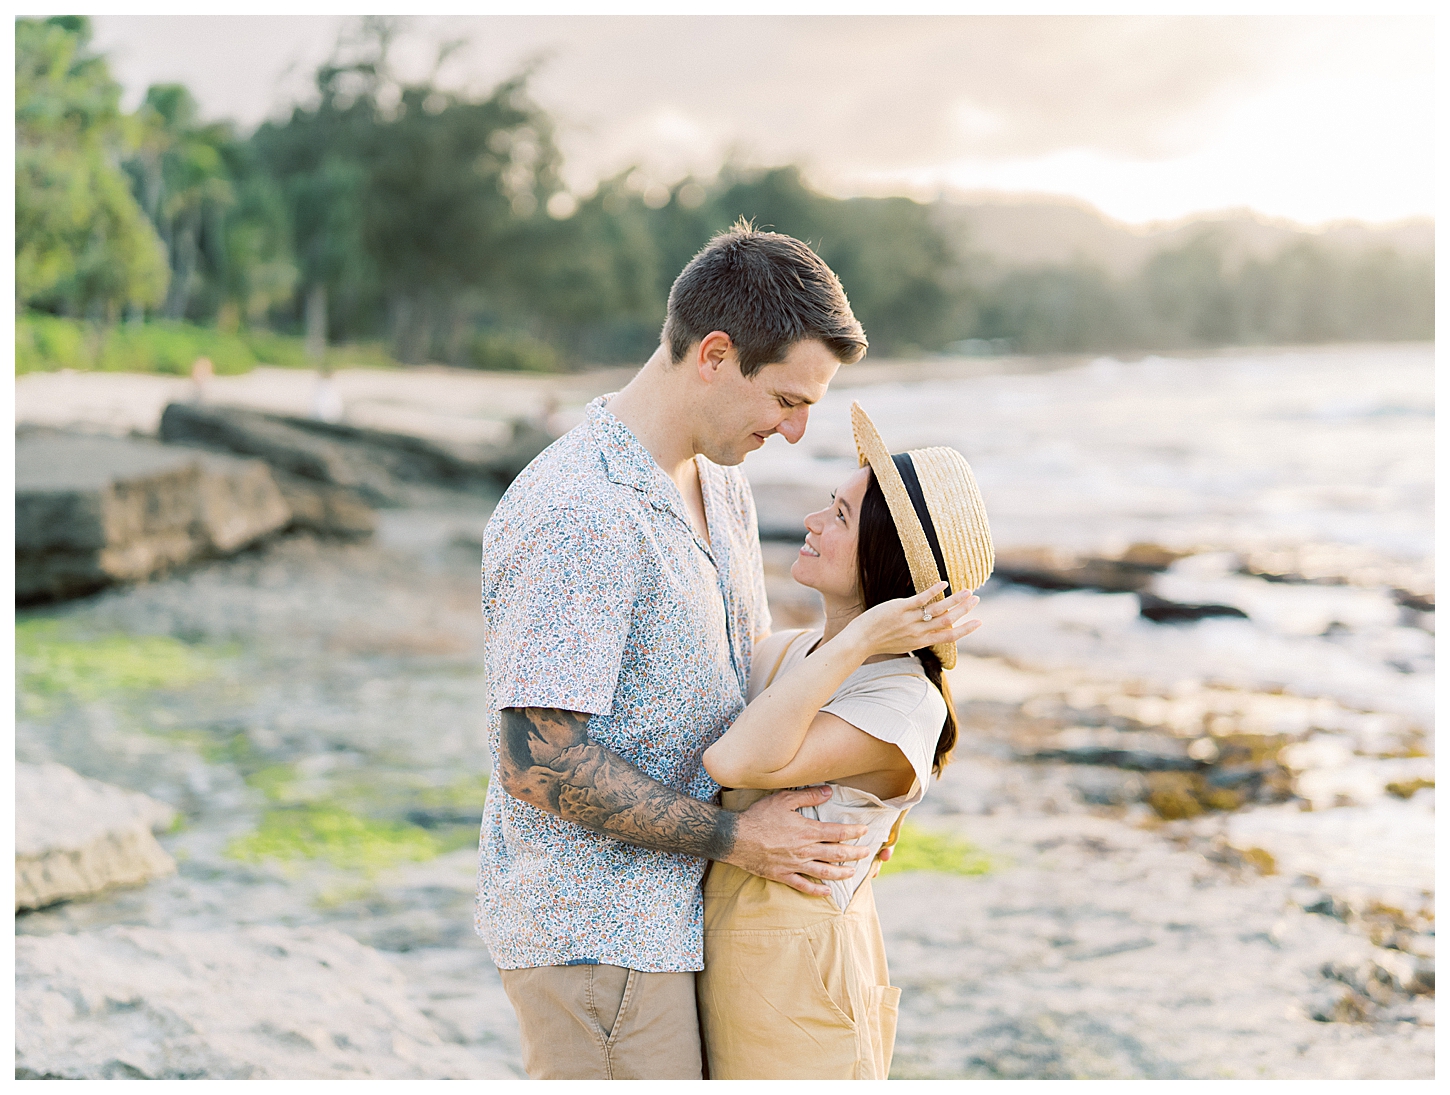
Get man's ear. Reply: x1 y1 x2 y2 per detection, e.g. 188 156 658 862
695 330 735 383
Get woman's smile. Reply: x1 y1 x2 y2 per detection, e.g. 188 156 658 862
789 466 872 604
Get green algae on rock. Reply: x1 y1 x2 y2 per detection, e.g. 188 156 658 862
880 822 993 877
1385 777 1433 799
16 619 217 709
225 763 482 876
225 803 451 876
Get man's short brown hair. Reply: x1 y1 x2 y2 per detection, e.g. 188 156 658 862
662 220 868 377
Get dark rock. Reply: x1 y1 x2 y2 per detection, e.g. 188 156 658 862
995 544 1187 594
1392 588 1434 613
158 402 550 505
17 433 202 556
1239 546 1433 608
272 474 376 540
403 808 481 830
194 452 294 553
1203 765 1269 790
1033 746 1201 772
487 419 556 482
1137 592 1249 624
159 403 408 505
16 433 291 604
1302 894 1347 919
1319 954 1434 1018
1066 766 1148 805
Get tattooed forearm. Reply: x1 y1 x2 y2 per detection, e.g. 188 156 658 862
497 707 738 861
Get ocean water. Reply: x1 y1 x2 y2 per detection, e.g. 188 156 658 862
748 343 1435 904
746 342 1433 562
747 343 1434 720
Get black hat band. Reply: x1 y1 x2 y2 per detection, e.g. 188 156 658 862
892 452 951 597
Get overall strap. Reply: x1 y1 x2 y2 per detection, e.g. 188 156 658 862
882 807 910 852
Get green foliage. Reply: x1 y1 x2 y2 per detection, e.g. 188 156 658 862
15 17 1434 365
469 330 559 372
252 21 565 364
13 313 88 372
969 231 1433 353
512 165 973 362
126 83 297 326
15 619 213 707
1137 231 1240 344
14 313 397 375
15 17 168 317
711 168 963 357
878 822 993 877
250 33 383 344
974 263 1129 353
511 175 667 361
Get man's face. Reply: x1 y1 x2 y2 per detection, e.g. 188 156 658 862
699 338 841 466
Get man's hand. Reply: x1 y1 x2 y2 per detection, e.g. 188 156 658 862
498 709 878 898
724 785 873 897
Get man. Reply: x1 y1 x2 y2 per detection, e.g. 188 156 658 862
476 222 871 1079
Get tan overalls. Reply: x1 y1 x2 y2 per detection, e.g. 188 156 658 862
697 788 901 1080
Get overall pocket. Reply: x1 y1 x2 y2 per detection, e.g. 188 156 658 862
700 926 859 1079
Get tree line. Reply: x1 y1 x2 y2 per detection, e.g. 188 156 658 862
15 16 1434 370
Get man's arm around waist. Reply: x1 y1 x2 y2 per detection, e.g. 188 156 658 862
497 707 873 897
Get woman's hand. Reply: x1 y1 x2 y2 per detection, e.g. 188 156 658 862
843 581 982 657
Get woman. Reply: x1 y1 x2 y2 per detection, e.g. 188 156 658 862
698 401 995 1079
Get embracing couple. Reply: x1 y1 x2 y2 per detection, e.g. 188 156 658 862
475 223 993 1080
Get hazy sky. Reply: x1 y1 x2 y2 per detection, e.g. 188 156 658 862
88 13 1434 227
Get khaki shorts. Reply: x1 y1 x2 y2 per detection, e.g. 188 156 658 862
500 962 704 1080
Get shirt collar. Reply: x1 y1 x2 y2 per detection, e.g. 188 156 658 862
588 394 660 491
587 395 692 511
586 395 723 563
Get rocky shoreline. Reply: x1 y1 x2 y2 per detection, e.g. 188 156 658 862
15 519 1433 1079
14 354 1433 1079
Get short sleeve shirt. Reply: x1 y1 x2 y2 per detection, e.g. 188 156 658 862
475 395 771 972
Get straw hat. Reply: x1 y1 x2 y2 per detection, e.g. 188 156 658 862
850 400 994 669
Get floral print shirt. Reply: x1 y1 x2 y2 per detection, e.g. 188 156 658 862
475 395 771 972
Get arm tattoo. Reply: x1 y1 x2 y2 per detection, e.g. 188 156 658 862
497 707 738 861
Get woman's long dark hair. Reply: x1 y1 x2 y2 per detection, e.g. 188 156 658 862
856 469 959 776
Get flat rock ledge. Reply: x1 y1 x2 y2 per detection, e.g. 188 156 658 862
16 432 292 603
158 400 552 504
15 925 508 1079
15 763 178 912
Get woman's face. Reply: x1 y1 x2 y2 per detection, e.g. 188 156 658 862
790 465 872 603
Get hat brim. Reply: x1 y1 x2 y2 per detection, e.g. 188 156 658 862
850 401 961 669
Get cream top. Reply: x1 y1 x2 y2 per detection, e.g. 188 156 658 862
746 628 949 911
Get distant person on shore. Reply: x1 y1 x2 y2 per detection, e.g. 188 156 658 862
478 223 970 1079
309 361 344 423
189 356 213 402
